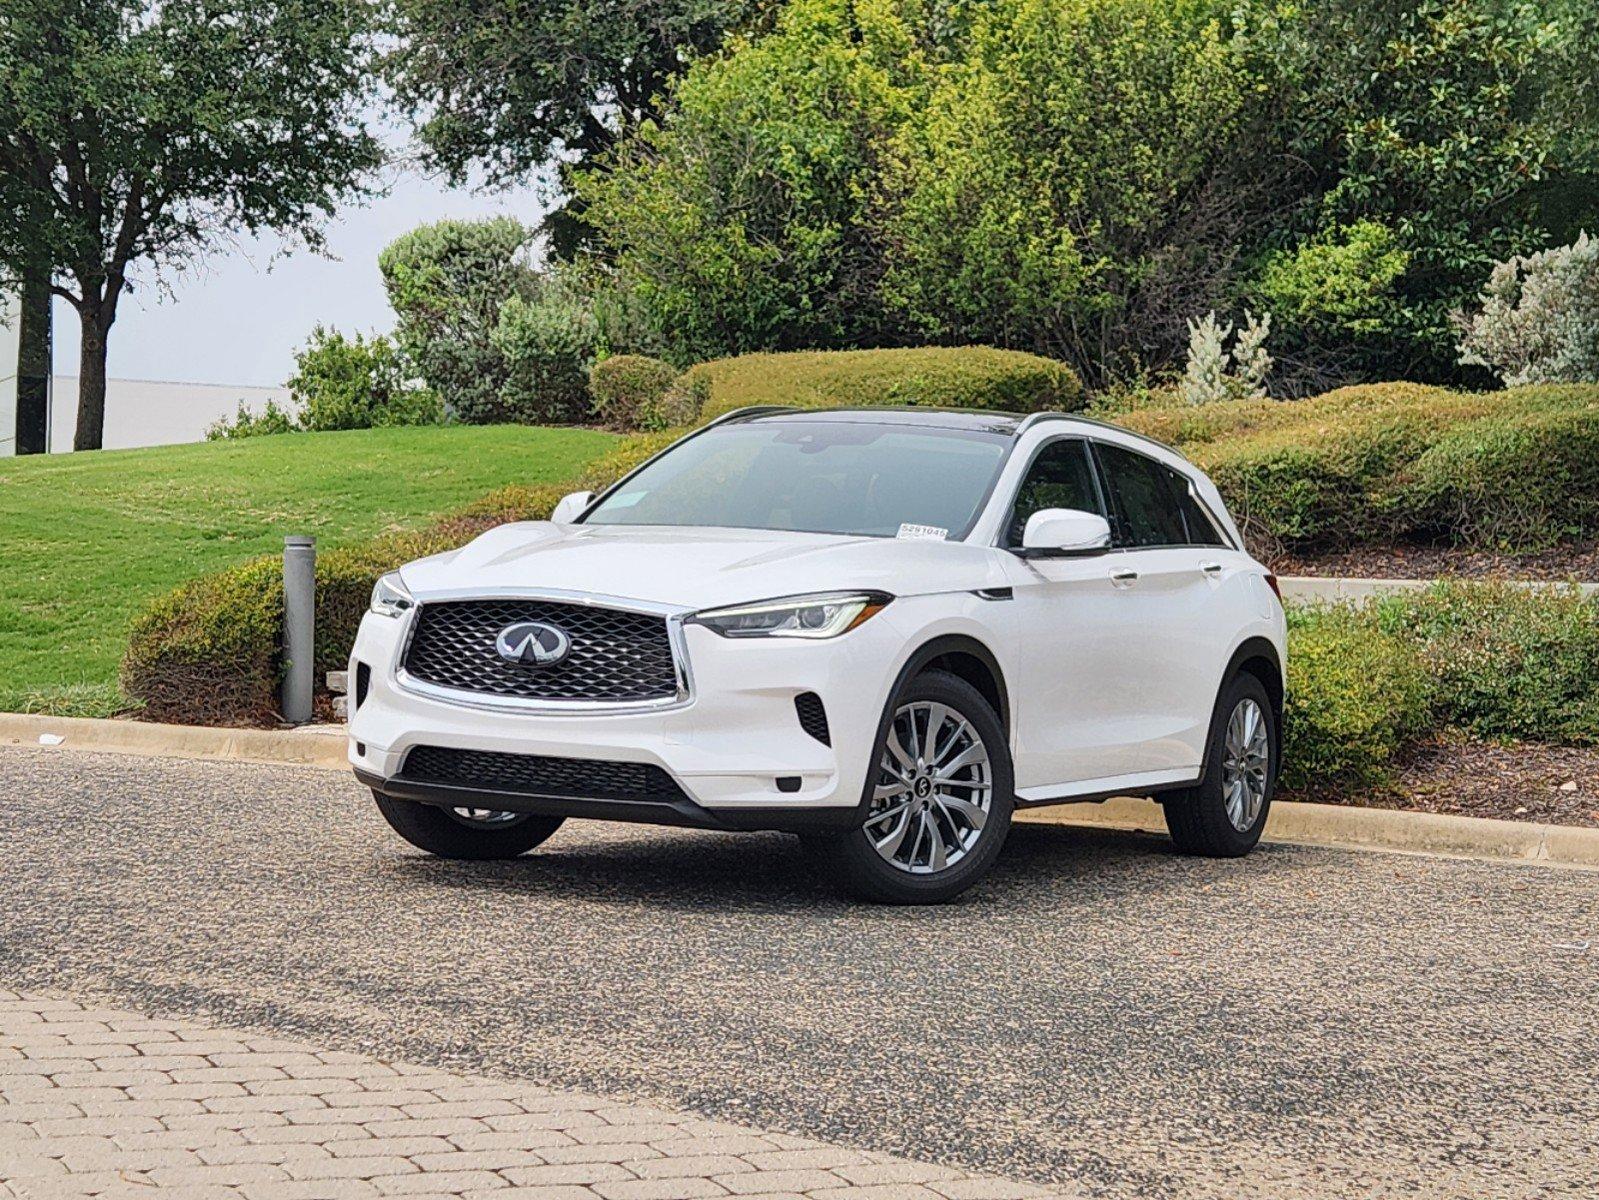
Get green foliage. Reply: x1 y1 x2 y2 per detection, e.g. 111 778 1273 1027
685 346 1082 420
289 327 442 431
206 399 302 441
0 0 383 448
576 0 925 361
384 0 769 251
881 0 1256 384
1282 604 1430 792
379 218 539 423
590 355 680 430
491 288 599 424
1113 383 1599 551
1246 0 1599 383
1253 221 1411 342
1376 583 1599 745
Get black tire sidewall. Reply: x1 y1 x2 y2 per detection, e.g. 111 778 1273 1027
818 670 1015 904
1168 673 1277 856
373 793 565 860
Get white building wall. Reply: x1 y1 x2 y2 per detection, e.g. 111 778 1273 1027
0 288 18 457
47 376 293 452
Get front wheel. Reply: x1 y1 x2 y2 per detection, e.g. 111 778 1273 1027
1161 673 1277 857
808 670 1014 904
373 793 565 860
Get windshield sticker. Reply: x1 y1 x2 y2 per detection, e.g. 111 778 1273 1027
605 492 645 508
897 523 949 541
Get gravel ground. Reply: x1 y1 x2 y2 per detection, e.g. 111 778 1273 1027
1 747 1596 1199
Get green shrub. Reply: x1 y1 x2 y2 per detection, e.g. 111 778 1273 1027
206 398 301 441
1114 382 1599 552
590 355 678 430
288 327 443 432
688 347 1083 420
492 288 598 424
1281 604 1430 793
640 375 707 430
1376 582 1599 746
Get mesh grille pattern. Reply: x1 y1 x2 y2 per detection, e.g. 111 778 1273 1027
795 692 831 745
403 600 678 702
401 745 688 804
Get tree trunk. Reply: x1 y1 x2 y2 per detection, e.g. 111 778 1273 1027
73 307 109 451
14 267 51 454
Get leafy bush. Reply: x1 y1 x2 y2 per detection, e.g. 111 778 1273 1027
1281 604 1430 792
687 347 1083 421
1456 233 1599 386
206 399 301 441
379 217 538 423
1376 583 1599 745
1113 382 1599 552
492 287 598 424
590 355 678 430
289 327 441 431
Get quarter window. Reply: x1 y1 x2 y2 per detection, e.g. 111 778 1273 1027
1173 477 1229 547
1003 439 1101 547
1095 443 1188 548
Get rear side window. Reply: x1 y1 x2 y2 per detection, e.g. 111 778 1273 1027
1095 443 1188 548
1004 438 1101 547
1173 478 1229 547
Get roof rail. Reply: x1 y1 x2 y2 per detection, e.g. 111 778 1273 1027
707 405 799 425
1016 410 1187 461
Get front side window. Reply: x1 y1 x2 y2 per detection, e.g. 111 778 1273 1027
1096 443 1188 548
582 419 1012 539
1003 438 1101 547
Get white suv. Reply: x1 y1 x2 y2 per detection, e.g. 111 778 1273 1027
349 407 1286 903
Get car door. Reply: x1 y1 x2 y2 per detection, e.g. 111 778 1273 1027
997 437 1154 791
1091 441 1240 773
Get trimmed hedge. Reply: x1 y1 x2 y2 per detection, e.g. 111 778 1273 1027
590 354 677 430
1281 582 1599 797
1114 383 1599 552
685 347 1084 422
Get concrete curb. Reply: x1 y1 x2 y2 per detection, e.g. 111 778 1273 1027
5 711 1598 871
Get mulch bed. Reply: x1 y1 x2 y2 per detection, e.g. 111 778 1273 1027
1285 738 1599 828
1272 540 1599 581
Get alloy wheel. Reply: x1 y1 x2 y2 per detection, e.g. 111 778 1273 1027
447 807 528 828
1221 697 1270 832
866 700 993 874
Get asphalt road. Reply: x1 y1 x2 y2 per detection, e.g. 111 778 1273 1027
1 746 1595 1199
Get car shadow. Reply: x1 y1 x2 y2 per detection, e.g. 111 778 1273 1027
378 818 1215 915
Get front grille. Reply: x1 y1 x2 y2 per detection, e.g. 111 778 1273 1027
401 745 689 804
402 599 679 703
795 692 831 745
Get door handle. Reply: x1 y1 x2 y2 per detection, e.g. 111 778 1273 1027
1110 569 1139 588
1199 561 1224 575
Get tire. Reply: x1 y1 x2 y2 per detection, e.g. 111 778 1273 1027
808 669 1014 904
1161 672 1277 857
373 793 565 860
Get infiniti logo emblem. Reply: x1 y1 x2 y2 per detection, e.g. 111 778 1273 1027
495 621 572 667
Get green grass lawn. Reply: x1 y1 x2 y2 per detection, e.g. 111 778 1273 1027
0 424 616 716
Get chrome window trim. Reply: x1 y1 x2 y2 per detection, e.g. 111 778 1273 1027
390 587 696 717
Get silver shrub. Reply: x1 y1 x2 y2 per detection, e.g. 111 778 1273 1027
1457 232 1599 386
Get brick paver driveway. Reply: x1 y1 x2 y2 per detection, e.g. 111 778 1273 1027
0 747 1595 1199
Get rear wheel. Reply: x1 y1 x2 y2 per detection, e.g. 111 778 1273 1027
1161 673 1276 857
373 794 565 860
808 670 1014 904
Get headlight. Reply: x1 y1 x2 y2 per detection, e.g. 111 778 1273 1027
369 571 415 618
690 591 892 639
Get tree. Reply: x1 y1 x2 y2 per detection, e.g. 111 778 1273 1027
385 0 771 253
0 0 383 449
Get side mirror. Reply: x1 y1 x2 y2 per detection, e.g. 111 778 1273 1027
1019 508 1111 558
550 490 595 524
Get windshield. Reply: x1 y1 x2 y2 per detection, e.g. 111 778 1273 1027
581 419 1012 539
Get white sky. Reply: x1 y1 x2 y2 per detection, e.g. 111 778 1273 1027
51 157 550 389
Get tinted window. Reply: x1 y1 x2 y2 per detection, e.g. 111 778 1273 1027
1096 443 1188 548
1004 439 1100 547
583 420 1011 539
1172 475 1228 547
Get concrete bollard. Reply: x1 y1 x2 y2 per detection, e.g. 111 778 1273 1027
282 535 316 725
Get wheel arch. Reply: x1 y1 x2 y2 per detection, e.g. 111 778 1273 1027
1225 636 1284 725
899 634 1011 735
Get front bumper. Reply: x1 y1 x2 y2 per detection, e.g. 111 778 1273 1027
346 602 907 830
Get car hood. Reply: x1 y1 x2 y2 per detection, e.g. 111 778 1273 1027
399 522 1007 610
